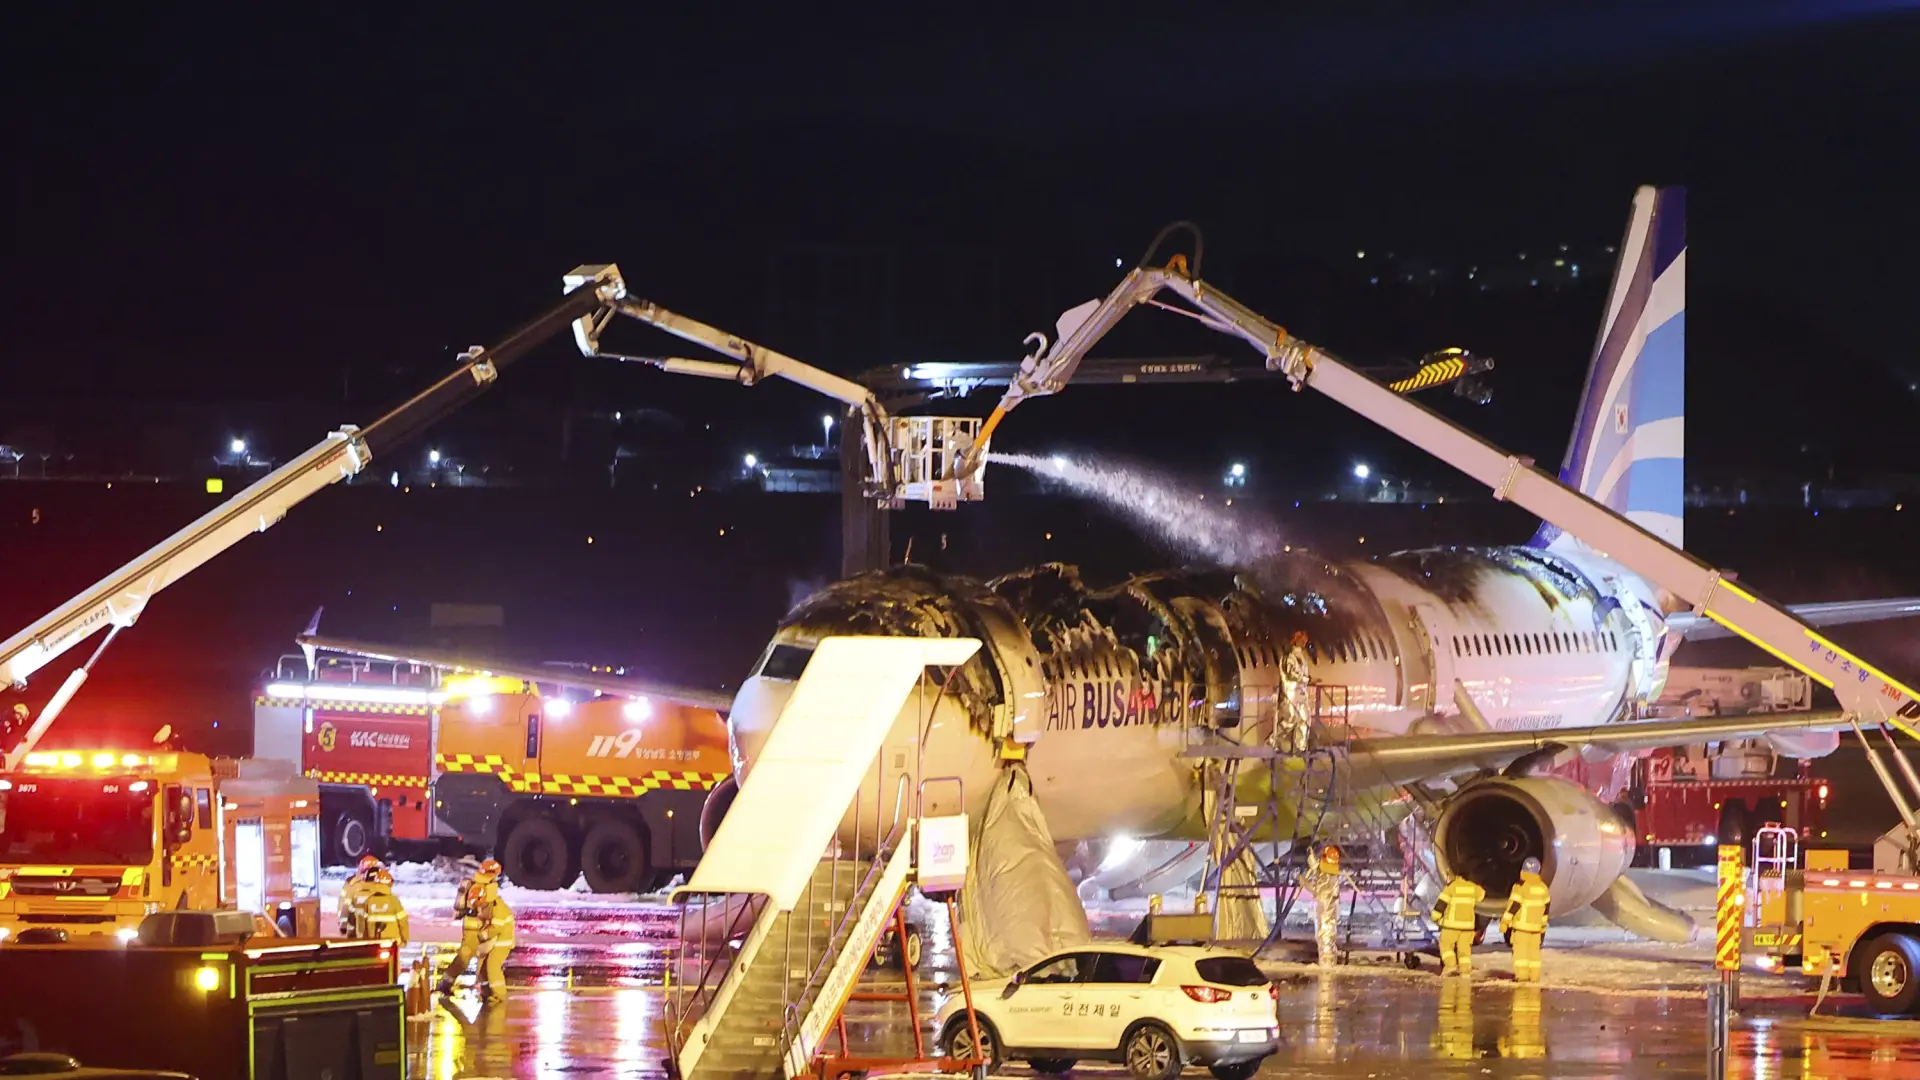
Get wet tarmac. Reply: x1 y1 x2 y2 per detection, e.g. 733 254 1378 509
397 896 1920 1080
412 971 1920 1079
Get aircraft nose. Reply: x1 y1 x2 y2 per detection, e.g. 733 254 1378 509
725 677 795 780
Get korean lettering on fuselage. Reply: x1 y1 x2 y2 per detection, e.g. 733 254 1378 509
1044 674 1189 732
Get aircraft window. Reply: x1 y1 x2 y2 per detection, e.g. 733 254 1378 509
1451 635 1460 655
1479 635 1490 656
1504 635 1515 655
759 644 814 681
1582 632 1593 652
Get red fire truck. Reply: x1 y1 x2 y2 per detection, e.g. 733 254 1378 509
254 654 439 864
1568 666 1834 867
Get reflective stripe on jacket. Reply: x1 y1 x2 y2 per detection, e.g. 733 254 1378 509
1504 875 1552 934
1432 878 1486 931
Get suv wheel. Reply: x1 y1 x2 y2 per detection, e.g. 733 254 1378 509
1123 1023 1181 1080
942 1018 1000 1075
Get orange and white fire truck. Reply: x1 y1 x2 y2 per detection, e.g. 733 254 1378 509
255 641 733 893
0 748 321 943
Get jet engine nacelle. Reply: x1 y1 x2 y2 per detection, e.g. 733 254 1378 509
1433 776 1636 913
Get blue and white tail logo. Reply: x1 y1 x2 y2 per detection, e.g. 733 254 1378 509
1536 185 1686 550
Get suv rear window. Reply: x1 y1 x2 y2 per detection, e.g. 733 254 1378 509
1088 953 1161 984
1194 956 1267 987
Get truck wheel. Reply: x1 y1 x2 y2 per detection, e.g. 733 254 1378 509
581 819 649 894
502 817 578 891
1860 933 1920 1015
898 925 924 969
333 806 374 864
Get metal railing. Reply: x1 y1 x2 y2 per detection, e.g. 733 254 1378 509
268 653 439 689
776 769 913 1068
663 757 909 1078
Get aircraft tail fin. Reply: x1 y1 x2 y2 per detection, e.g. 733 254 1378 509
1535 185 1687 552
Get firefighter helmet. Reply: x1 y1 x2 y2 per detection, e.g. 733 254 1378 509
1521 856 1542 876
477 858 503 881
1320 845 1341 871
358 854 381 872
371 867 394 886
1289 630 1310 649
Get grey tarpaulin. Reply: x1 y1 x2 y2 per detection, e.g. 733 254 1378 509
958 764 1092 977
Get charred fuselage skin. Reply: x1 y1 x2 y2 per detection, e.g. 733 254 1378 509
722 546 1658 851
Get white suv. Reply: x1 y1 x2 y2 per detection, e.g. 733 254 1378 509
931 944 1279 1080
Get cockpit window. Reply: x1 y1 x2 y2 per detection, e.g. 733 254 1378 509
758 644 815 681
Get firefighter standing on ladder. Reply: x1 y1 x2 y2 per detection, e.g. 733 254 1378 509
1501 857 1551 983
1275 631 1313 754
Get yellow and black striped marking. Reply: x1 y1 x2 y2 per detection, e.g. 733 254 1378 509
1388 355 1467 394
435 753 723 797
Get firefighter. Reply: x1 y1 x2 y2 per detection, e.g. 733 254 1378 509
477 874 516 1004
1501 856 1551 983
1299 844 1353 967
1275 632 1314 753
437 859 499 997
1431 872 1486 977
360 867 411 947
337 854 384 937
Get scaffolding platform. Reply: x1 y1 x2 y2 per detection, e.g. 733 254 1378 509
1178 683 1440 965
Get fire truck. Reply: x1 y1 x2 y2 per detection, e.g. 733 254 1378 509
255 647 732 893
1623 666 1832 866
1744 827 1920 1015
0 748 321 943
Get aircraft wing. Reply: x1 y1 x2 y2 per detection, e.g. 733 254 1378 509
1669 597 1920 641
295 632 736 714
1337 708 1851 791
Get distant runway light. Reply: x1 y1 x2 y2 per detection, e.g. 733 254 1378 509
1353 463 1371 480
230 438 246 455
744 453 758 468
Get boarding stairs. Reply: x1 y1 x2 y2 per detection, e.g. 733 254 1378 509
661 635 979 1080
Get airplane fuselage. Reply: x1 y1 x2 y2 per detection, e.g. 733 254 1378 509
726 543 1669 845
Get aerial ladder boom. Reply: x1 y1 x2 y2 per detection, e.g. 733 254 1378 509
962 247 1920 866
564 266 983 508
0 267 630 765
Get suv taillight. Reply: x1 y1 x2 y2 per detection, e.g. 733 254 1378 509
1182 985 1231 1003
1267 983 1279 1000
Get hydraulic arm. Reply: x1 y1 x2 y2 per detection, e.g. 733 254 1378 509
563 267 983 509
0 267 628 765
961 239 1920 862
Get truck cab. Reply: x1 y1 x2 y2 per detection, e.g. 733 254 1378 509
0 749 320 943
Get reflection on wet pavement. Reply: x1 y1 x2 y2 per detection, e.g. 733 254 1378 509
403 898 1920 1079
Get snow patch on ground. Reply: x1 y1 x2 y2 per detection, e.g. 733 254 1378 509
321 857 679 918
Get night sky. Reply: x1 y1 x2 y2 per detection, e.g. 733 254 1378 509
8 4 1920 471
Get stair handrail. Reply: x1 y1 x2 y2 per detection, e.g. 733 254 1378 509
777 771 914 1071
666 888 772 1071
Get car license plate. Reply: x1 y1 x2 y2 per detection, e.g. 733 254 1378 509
1238 1029 1270 1043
